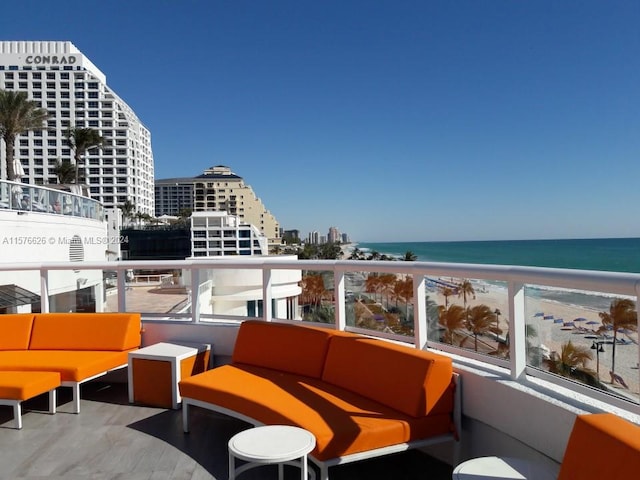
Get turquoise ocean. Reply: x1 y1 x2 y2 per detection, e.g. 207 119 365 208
356 238 640 312
357 238 640 274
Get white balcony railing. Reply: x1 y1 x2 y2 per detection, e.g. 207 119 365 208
3 257 639 415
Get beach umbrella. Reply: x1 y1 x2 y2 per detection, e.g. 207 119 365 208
543 315 554 320
586 320 599 325
574 317 587 322
563 322 575 327
554 319 563 324
534 312 544 317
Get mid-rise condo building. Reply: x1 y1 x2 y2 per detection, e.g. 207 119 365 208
0 41 155 215
156 165 281 243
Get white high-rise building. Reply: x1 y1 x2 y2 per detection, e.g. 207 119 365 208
0 41 155 215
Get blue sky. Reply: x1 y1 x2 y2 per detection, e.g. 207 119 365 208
3 1 639 242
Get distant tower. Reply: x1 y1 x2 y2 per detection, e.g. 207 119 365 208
328 226 340 243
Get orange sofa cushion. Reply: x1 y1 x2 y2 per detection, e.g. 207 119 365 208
0 371 61 400
0 314 35 351
179 364 453 461
0 350 129 382
232 320 336 378
29 313 141 351
558 413 640 480
322 336 453 417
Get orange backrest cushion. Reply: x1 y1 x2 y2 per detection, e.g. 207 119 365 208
322 336 453 417
0 314 35 350
558 413 640 480
29 313 141 351
232 320 335 378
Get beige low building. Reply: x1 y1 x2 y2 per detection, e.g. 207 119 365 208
155 165 281 244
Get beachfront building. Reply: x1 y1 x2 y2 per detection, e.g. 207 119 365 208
155 165 281 244
0 179 109 313
190 211 268 257
0 41 155 215
328 226 340 243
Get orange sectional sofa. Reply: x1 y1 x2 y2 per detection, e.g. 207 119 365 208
179 320 459 480
558 412 640 480
0 312 141 413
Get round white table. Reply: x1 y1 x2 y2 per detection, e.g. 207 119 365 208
452 456 556 480
228 425 316 480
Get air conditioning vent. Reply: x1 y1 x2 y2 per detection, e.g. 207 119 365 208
69 235 84 262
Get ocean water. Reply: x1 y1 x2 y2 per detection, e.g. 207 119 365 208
356 238 640 312
356 238 640 274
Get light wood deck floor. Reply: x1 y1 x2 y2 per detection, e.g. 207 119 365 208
0 381 453 479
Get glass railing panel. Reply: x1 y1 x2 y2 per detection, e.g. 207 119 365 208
46 268 103 313
525 284 639 403
426 276 509 359
0 180 103 219
0 269 41 314
120 268 190 316
343 271 415 336
299 270 335 324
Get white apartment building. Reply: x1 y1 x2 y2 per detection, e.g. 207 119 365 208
0 41 154 215
156 165 281 243
190 211 268 257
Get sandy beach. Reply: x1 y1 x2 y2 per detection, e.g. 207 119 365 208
428 280 639 397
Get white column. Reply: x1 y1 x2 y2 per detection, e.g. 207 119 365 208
508 281 526 380
413 274 427 349
334 271 346 330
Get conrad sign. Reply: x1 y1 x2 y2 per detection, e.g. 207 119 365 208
25 55 77 65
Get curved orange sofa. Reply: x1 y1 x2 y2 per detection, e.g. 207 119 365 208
558 412 640 480
0 312 141 413
179 320 459 480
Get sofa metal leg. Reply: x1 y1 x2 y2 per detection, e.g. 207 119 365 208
72 384 80 414
49 389 57 414
182 401 190 433
319 464 328 480
13 403 22 429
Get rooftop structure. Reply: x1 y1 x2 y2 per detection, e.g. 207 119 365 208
0 257 639 478
0 41 155 215
156 165 280 244
190 211 268 257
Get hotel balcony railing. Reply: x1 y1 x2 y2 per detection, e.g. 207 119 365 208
3 257 639 416
0 179 104 221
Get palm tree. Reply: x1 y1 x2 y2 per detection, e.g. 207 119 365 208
438 304 467 346
544 341 596 385
598 298 638 376
466 305 500 352
53 159 77 184
365 275 382 303
66 127 103 183
457 279 475 310
402 250 418 261
349 247 365 260
0 90 49 180
393 276 414 320
367 250 381 261
119 200 135 225
441 287 454 308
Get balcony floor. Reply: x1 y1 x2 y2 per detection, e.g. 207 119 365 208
0 380 453 479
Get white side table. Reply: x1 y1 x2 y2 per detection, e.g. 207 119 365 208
453 456 556 480
228 425 316 480
128 342 211 409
